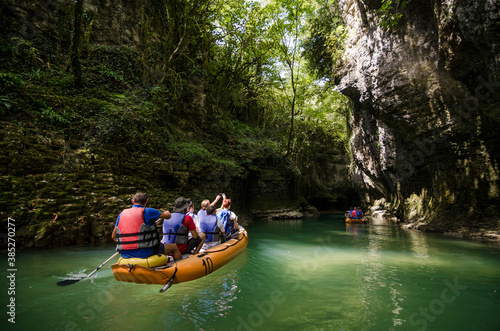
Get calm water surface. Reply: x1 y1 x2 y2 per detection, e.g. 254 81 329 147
3 214 500 330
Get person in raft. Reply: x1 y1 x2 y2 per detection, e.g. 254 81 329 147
186 200 200 232
200 205 226 249
216 194 240 241
356 206 364 218
347 207 359 219
112 192 182 261
162 197 206 256
197 194 223 226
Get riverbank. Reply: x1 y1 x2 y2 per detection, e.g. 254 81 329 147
371 210 500 245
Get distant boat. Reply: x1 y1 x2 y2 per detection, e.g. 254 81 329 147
345 217 367 224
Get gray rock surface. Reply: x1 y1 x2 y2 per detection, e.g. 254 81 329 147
336 0 500 234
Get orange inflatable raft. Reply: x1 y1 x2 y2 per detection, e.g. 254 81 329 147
345 217 367 224
112 227 248 292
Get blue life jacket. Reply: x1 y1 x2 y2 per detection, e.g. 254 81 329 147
217 209 233 237
200 214 221 242
162 213 189 244
197 209 207 224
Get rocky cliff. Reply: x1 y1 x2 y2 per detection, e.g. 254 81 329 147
336 0 500 237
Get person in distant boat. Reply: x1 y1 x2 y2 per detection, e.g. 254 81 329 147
349 207 359 219
200 205 226 249
216 195 239 241
112 192 182 261
356 207 364 219
162 197 206 256
345 207 353 218
197 194 222 230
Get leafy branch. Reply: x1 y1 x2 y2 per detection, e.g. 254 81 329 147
378 0 407 29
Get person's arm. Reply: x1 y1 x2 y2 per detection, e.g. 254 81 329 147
193 214 200 232
210 194 222 207
159 210 171 219
219 219 226 236
230 212 239 230
186 215 198 239
111 226 117 241
112 214 120 241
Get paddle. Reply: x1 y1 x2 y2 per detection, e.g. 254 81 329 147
159 267 177 293
57 251 120 286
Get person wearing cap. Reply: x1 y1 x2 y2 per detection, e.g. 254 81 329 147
112 192 181 260
162 197 206 256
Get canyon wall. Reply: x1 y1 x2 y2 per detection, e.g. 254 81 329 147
337 0 500 236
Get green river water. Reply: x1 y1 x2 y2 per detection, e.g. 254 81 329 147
2 214 500 331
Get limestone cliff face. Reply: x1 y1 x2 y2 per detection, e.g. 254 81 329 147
337 0 500 234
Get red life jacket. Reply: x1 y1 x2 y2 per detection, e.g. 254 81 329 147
350 210 357 218
116 207 159 251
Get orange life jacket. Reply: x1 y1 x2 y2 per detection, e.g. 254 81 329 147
116 207 159 250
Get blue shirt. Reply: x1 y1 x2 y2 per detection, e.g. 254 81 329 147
116 204 162 258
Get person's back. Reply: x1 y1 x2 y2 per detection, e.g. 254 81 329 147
162 212 189 245
113 192 170 259
356 207 364 219
217 208 232 235
197 209 207 227
200 206 224 249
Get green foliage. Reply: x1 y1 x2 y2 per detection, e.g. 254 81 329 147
0 0 351 178
9 38 44 67
0 93 18 110
79 45 140 90
0 72 24 91
378 0 407 29
302 0 346 79
170 141 213 167
95 64 125 83
40 106 72 125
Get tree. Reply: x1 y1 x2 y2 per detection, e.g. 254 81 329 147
264 0 313 156
302 0 346 80
71 0 83 88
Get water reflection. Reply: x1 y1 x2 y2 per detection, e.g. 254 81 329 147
171 252 247 328
346 224 363 240
358 219 406 329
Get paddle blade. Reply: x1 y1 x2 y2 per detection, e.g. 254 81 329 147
57 278 83 286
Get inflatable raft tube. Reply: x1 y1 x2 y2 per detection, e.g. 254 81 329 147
117 254 170 268
345 217 367 224
112 227 248 286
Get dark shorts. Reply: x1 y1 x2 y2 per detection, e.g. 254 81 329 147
181 236 202 254
156 243 165 255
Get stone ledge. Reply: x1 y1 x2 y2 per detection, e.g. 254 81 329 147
252 209 304 219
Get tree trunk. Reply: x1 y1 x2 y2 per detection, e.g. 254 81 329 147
71 0 83 88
